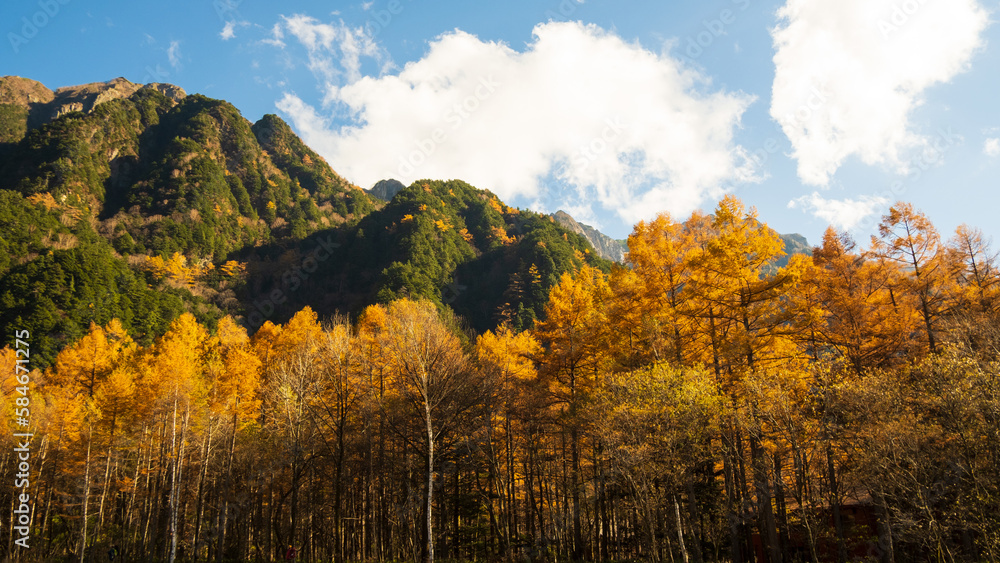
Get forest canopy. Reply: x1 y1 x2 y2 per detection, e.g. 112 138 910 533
1 198 998 563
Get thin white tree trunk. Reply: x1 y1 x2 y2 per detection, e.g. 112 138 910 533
96 410 117 535
425 406 435 563
79 427 93 563
168 395 180 563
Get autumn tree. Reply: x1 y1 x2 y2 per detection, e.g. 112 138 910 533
623 213 703 366
871 202 951 354
202 316 262 558
312 320 360 563
12 195 1000 563
798 227 919 373
688 196 801 378
47 320 136 560
848 348 1000 562
686 196 803 563
380 298 486 563
261 307 325 556
50 320 134 398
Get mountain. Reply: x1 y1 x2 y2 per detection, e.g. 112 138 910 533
0 76 610 363
239 179 610 334
2 78 374 255
367 178 406 201
549 210 814 265
550 210 628 262
0 76 377 363
777 233 812 267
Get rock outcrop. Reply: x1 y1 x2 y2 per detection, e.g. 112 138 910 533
367 178 407 201
550 210 628 263
0 76 188 140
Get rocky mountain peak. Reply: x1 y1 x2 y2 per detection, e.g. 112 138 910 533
0 75 55 108
550 210 627 263
0 76 188 138
48 77 144 120
143 82 187 103
367 178 407 201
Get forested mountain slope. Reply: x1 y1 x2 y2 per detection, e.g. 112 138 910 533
0 77 609 363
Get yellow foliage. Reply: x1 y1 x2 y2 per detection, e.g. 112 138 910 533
492 226 514 245
533 265 612 404
476 325 540 384
28 192 60 211
146 313 210 403
145 252 211 287
208 316 262 421
50 320 135 397
220 260 246 277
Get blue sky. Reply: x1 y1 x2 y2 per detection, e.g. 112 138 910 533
3 0 999 246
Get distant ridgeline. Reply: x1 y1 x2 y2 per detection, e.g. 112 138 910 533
0 75 809 365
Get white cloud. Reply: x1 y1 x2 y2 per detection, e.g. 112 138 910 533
770 0 989 186
985 137 1000 157
273 21 758 224
221 20 250 41
788 192 889 231
280 14 386 93
221 21 237 40
361 1 374 10
167 41 182 70
261 23 286 48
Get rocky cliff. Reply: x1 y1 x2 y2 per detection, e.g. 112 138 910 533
551 210 628 262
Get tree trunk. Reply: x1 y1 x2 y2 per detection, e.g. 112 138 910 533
218 405 238 559
96 409 117 538
674 496 690 563
686 473 705 563
873 489 895 563
751 431 780 563
79 427 93 563
792 448 819 563
827 444 847 563
168 400 190 563
723 428 744 563
774 451 790 561
571 425 584 560
425 405 435 563
193 420 214 557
